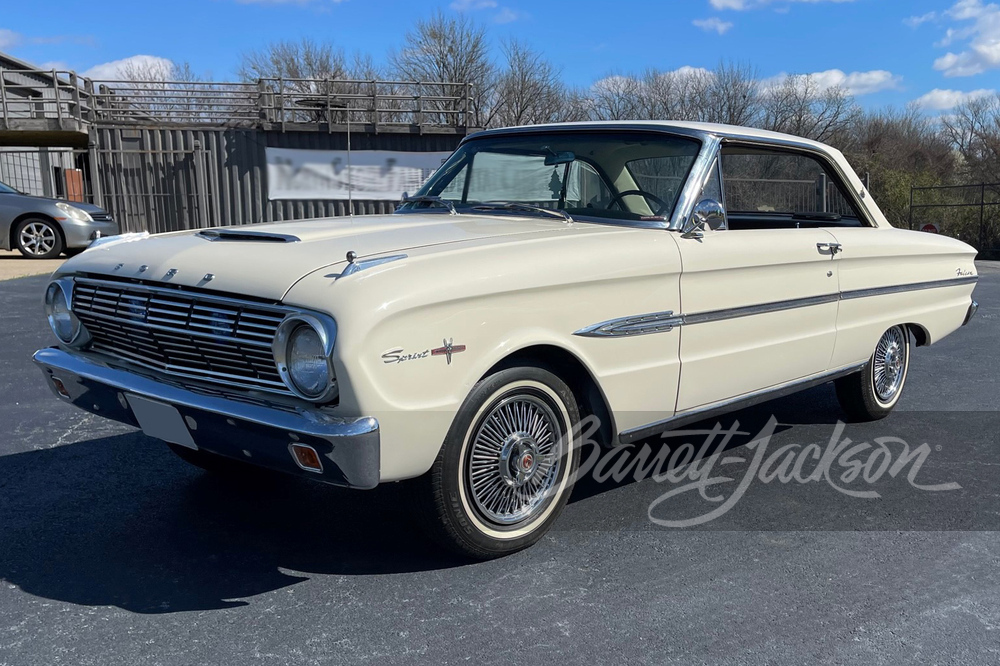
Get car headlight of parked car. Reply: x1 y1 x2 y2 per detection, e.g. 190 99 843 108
44 280 89 347
55 202 94 222
272 314 338 402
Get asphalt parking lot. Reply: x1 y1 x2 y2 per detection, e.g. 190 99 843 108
1 266 998 665
0 251 65 282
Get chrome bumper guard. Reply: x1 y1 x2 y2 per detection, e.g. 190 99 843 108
964 299 979 326
33 347 380 489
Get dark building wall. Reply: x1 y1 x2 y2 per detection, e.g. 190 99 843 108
89 125 465 233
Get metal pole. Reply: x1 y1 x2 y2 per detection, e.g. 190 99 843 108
908 186 914 231
346 108 353 217
53 69 63 127
981 183 987 252
0 67 8 124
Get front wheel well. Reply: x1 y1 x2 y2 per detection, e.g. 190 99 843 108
9 212 65 250
484 345 616 448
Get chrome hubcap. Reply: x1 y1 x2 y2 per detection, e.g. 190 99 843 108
466 393 563 526
20 222 56 256
873 326 906 403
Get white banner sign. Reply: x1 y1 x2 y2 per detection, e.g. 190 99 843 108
265 147 452 201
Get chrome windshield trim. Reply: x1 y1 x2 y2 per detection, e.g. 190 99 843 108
669 134 722 231
574 276 978 338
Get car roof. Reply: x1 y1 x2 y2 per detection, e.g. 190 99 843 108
465 121 837 155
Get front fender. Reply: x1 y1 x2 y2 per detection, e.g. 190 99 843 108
282 227 683 482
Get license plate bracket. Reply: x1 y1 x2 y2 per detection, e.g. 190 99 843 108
126 394 198 450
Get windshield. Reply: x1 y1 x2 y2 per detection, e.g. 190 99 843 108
403 131 701 225
0 181 19 195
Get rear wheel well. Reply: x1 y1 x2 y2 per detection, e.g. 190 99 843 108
9 212 64 250
485 345 616 448
906 323 929 348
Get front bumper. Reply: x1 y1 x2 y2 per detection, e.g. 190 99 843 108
33 347 380 488
61 219 120 248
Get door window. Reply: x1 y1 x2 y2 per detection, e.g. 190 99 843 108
720 148 869 229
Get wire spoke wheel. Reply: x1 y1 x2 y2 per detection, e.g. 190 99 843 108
465 391 564 527
872 325 907 403
19 222 57 257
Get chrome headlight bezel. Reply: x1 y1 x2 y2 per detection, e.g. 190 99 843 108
272 313 338 403
55 202 93 223
44 278 90 347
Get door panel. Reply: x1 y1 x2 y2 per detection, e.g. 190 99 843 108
676 228 840 411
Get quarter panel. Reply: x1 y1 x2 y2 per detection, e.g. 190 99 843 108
827 227 978 368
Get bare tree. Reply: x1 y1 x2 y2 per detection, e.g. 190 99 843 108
944 94 1000 185
588 74 643 120
488 40 566 128
238 39 347 83
389 11 494 127
759 74 858 143
704 61 759 126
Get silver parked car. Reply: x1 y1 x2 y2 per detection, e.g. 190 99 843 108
0 180 119 259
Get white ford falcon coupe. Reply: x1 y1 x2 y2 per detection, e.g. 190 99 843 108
35 122 979 558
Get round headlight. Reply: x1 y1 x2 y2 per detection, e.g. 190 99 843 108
287 325 329 397
44 281 82 344
273 314 337 402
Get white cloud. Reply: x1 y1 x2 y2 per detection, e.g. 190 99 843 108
709 0 857 10
765 69 902 96
82 55 174 80
493 7 523 23
932 0 1000 76
0 29 93 50
37 60 71 71
450 0 524 23
0 29 22 49
905 11 938 27
914 87 996 109
693 17 735 34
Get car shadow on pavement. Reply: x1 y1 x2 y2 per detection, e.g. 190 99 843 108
568 383 846 503
0 433 468 614
0 383 847 615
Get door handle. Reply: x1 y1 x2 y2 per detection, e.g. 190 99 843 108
817 242 843 256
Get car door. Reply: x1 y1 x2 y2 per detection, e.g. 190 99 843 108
674 147 841 412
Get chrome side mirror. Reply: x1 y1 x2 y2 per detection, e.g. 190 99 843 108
682 199 726 238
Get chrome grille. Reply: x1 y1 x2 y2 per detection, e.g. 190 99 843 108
72 278 292 395
90 212 113 222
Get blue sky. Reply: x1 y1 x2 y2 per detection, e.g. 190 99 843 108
1 0 998 112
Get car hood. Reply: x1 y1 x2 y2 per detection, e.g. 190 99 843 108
6 193 107 214
58 213 574 301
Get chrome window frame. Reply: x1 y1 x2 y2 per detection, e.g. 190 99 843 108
460 124 880 232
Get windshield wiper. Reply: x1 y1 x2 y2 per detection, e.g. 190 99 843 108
471 202 573 222
400 195 456 215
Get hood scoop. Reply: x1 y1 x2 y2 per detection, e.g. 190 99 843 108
198 229 300 243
